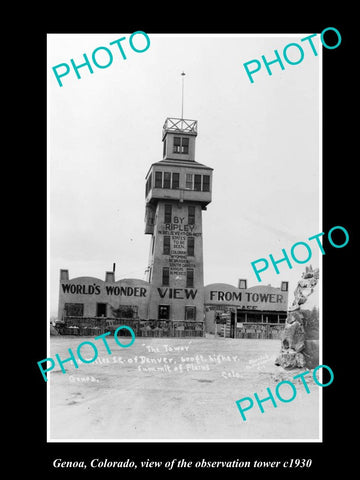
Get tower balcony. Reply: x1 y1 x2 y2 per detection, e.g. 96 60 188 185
145 186 212 209
162 117 198 140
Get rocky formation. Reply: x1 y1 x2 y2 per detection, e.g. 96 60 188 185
275 265 319 369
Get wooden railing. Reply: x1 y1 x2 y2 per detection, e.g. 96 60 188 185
162 117 197 137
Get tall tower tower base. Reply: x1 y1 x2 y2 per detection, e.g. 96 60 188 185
144 117 213 335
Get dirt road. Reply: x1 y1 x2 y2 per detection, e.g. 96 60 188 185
49 336 320 441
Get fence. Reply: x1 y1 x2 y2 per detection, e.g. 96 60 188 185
236 323 284 339
138 320 204 337
56 317 204 338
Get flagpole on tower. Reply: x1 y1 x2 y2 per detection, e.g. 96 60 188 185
181 71 185 120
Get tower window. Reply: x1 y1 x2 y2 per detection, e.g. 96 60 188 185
164 204 172 223
185 306 196 321
162 267 170 286
186 268 194 288
202 175 210 192
145 175 152 197
188 206 195 225
155 171 163 188
194 175 202 191
173 137 189 154
172 172 179 189
187 237 195 256
158 305 170 320
163 139 166 158
64 303 84 317
186 173 193 190
173 137 181 153
164 172 171 189
181 137 189 154
163 236 170 255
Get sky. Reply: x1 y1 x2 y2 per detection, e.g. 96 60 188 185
47 33 321 317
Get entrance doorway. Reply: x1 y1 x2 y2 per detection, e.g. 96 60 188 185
96 303 107 317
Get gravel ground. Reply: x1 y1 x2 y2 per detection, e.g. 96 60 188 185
48 335 320 441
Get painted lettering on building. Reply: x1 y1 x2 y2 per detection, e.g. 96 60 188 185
165 223 195 233
61 283 147 297
207 304 258 311
105 286 147 297
158 222 199 276
62 283 101 295
169 255 196 276
158 225 202 237
210 291 242 302
209 290 284 304
157 288 197 299
170 235 187 256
